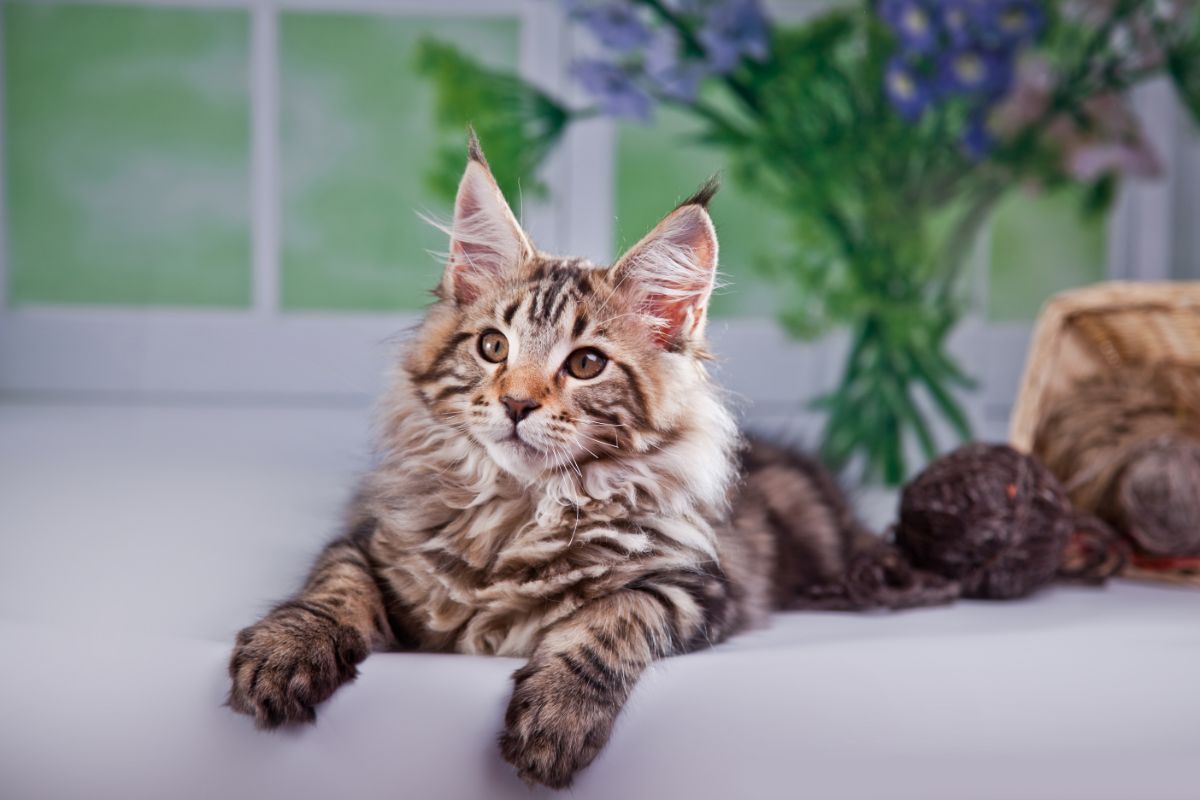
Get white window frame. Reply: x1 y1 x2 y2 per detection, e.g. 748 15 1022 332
0 0 1184 444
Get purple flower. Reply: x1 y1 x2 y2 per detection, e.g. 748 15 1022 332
697 0 770 73
962 108 996 159
666 0 711 11
938 47 1013 98
937 0 985 46
572 3 654 52
879 0 939 54
885 56 933 120
571 59 653 120
646 33 710 101
981 0 1045 47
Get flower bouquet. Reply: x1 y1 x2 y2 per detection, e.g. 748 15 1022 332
417 0 1200 484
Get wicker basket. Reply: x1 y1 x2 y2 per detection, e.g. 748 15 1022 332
1009 281 1200 586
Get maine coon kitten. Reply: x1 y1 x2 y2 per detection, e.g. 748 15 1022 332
228 136 900 788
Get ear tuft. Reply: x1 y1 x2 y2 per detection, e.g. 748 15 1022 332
466 125 487 167
440 135 531 304
612 196 719 347
677 174 720 210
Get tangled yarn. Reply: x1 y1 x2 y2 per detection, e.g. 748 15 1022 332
893 443 1122 600
1034 364 1200 557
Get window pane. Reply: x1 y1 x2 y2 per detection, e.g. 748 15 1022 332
615 109 791 318
279 13 519 312
988 188 1108 321
5 4 251 307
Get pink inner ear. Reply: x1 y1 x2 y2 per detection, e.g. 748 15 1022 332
445 162 528 304
449 238 497 305
618 204 718 347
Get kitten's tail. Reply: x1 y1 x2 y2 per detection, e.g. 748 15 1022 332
737 436 959 612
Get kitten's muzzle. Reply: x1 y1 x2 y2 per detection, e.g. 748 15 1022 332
500 395 541 423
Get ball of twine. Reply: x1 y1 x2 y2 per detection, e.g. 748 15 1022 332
895 443 1073 599
1034 364 1200 557
1059 513 1129 585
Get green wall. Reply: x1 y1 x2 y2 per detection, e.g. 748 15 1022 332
3 3 1107 320
988 186 1107 320
279 14 519 312
5 4 251 307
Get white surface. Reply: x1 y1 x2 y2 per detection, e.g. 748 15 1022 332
1 402 1198 800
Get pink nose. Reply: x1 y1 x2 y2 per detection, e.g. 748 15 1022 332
500 395 541 423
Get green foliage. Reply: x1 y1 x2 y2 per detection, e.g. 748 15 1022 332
701 11 989 483
416 0 1200 484
730 13 981 331
414 39 570 206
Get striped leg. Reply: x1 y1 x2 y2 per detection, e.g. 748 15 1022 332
500 567 730 788
228 532 394 728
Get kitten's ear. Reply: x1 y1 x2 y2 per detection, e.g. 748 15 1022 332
611 178 719 347
440 132 532 304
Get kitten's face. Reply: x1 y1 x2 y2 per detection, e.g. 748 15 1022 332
406 140 718 479
411 258 668 476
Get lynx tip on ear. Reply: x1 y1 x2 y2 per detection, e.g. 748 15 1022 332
677 175 720 210
466 126 488 167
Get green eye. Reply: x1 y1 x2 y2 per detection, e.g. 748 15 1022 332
478 330 509 363
565 348 607 380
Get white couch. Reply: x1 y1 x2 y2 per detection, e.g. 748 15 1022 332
2 403 1197 800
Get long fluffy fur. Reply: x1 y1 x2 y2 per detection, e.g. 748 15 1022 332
228 156 873 789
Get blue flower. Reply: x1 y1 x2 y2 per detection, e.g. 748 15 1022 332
962 108 995 159
645 33 710 101
697 0 770 73
936 0 985 46
571 59 653 121
879 0 939 54
937 47 1013 98
568 2 654 52
981 0 1045 47
666 0 712 12
885 56 933 120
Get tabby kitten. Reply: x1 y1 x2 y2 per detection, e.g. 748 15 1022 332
228 136 881 788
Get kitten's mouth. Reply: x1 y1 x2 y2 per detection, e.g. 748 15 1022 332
504 431 542 456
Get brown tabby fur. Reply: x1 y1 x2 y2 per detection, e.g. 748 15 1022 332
229 137 873 789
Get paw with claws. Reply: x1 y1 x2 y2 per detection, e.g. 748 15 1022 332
228 608 368 728
499 659 621 789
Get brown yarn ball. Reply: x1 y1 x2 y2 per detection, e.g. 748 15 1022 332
895 443 1072 600
1059 513 1129 585
1034 364 1200 557
1116 437 1200 556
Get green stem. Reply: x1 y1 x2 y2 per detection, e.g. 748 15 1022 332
933 181 1005 309
657 93 754 143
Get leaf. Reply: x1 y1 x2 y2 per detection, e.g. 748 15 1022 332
890 378 939 462
910 347 973 442
1081 174 1118 218
414 39 570 204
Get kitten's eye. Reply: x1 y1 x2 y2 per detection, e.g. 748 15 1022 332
564 348 607 380
478 330 509 363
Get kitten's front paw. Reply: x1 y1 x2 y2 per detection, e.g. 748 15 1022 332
499 661 619 789
227 608 368 728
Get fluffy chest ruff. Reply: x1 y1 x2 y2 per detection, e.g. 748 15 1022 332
362 381 737 657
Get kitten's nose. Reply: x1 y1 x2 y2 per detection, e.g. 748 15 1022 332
500 395 541 423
